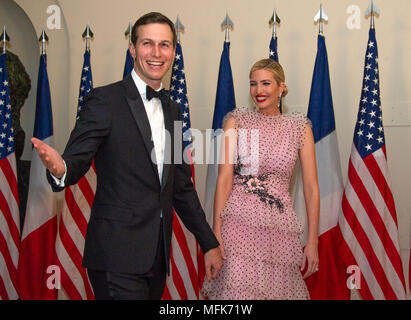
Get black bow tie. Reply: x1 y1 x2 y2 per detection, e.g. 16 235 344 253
146 85 167 103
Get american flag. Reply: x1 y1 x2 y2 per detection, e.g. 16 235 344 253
269 36 282 114
54 49 96 300
162 41 204 300
0 53 20 300
269 36 278 62
338 27 406 299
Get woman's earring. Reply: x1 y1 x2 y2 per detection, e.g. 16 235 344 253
278 93 282 109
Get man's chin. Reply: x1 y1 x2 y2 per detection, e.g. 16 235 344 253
145 69 166 79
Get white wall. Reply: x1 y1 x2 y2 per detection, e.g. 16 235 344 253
8 0 411 297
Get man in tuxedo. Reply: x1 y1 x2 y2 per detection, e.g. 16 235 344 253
31 12 222 300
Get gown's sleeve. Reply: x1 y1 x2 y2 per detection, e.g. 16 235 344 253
292 112 312 150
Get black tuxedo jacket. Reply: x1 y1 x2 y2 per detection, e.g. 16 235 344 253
48 74 218 274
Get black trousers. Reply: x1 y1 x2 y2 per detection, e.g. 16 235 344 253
87 220 166 300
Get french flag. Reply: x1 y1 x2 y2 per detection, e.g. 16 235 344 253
204 41 236 226
293 34 349 299
17 53 58 300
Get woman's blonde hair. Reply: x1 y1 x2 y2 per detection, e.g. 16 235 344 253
249 59 288 97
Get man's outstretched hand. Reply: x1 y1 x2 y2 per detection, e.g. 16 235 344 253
31 137 65 178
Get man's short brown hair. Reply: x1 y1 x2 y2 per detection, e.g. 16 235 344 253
131 12 177 47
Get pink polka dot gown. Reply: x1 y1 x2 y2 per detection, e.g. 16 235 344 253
202 109 311 300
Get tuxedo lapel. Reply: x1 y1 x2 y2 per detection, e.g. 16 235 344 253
123 75 160 186
161 94 173 191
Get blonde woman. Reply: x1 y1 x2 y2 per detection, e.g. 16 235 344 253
202 59 320 299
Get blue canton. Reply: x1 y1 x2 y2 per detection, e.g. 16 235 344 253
170 42 192 149
353 28 385 158
77 50 93 119
269 36 278 62
0 53 14 159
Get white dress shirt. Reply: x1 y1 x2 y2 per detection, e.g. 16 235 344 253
131 69 165 183
52 69 166 187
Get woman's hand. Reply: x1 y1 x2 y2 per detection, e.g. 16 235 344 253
300 242 319 279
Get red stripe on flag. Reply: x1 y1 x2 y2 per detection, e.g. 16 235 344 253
169 244 188 300
342 191 397 299
58 219 94 299
348 160 406 290
188 149 206 292
77 175 95 209
18 216 58 300
91 160 96 172
0 158 19 204
162 284 171 300
0 156 20 300
382 145 387 158
0 275 9 300
363 154 397 226
172 211 199 298
64 187 88 238
55 255 82 300
0 189 20 248
56 165 96 300
163 148 204 300
0 231 18 293
335 223 374 299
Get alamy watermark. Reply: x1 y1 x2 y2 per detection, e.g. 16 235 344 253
46 265 61 290
45 264 362 291
346 265 362 289
44 4 366 32
151 122 260 174
46 5 61 30
346 5 361 30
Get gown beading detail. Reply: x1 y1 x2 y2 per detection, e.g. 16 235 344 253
202 109 312 300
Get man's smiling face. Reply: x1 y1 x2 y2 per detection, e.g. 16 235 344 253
130 22 175 90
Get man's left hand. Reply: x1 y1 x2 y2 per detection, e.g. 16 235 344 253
204 247 223 280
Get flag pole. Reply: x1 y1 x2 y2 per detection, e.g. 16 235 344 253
221 13 234 43
314 4 328 35
366 0 380 30
82 24 94 52
269 9 281 39
38 29 48 55
175 15 184 44
268 10 281 109
319 5 323 35
1 26 9 54
124 21 132 44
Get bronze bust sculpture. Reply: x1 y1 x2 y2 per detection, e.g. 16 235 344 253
6 50 31 160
